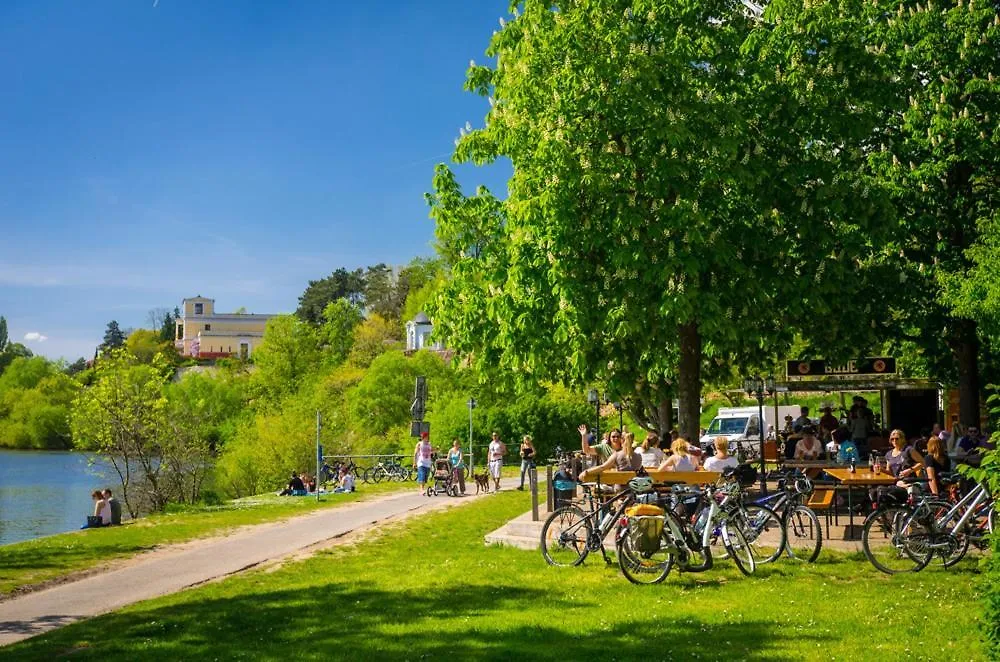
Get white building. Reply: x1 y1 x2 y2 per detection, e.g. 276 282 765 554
405 312 444 352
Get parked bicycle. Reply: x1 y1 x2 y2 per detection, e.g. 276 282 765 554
861 473 994 574
539 478 636 567
616 467 758 584
738 468 823 563
364 456 412 483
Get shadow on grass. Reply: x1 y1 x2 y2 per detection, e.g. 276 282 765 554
4 582 818 661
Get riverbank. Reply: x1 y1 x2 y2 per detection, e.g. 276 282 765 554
0 482 410 598
2 490 986 661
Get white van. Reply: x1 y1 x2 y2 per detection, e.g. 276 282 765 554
699 405 802 454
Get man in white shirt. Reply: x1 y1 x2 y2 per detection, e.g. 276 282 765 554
488 432 507 491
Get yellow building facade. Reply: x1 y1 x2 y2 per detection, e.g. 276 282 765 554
174 296 275 359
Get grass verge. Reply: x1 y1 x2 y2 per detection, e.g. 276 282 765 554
3 489 986 661
0 481 411 597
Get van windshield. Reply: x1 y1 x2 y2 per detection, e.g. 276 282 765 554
707 417 749 436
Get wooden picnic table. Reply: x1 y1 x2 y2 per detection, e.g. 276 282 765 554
825 467 898 531
587 470 721 486
783 460 843 479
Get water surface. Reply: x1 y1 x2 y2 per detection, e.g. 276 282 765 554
0 449 117 546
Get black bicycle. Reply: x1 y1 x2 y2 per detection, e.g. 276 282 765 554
540 479 636 567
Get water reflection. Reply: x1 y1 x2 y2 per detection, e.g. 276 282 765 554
0 449 117 546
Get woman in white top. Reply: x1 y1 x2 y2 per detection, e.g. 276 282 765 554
658 438 698 472
703 436 738 472
637 433 665 468
93 490 111 526
794 426 823 461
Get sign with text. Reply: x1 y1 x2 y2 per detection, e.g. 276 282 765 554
785 357 897 380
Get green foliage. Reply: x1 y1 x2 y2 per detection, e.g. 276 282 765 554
296 267 366 325
250 315 321 406
426 1 894 439
319 298 363 365
345 314 402 369
126 329 177 365
0 357 78 449
101 320 126 351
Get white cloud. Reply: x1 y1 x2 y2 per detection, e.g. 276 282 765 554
24 332 48 343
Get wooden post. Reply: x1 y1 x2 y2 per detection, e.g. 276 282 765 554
546 465 554 513
530 466 539 521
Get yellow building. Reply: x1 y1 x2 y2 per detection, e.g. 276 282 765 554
174 296 275 359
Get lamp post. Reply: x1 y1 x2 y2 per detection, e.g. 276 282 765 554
743 374 776 495
467 397 476 471
613 400 624 433
587 389 600 444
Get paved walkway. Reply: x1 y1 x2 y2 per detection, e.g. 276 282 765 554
0 484 519 646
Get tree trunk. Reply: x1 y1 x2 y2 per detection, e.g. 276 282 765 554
658 397 673 435
950 318 981 427
677 321 702 442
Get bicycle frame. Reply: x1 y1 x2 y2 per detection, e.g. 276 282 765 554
933 482 991 533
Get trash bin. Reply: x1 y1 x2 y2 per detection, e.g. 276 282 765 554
552 469 577 508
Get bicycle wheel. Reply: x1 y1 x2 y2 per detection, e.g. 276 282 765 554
616 519 674 585
741 505 784 565
540 506 592 567
722 523 756 576
372 467 386 484
862 506 933 574
935 506 971 568
784 504 822 563
361 468 373 484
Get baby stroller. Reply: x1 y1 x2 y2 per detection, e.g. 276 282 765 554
426 458 459 497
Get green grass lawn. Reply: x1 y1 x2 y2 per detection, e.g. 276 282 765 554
0 481 411 597
3 490 987 661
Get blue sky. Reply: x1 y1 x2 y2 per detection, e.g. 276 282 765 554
0 0 511 360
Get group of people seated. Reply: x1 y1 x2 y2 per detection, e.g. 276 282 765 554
82 488 122 528
277 471 320 496
575 426 739 482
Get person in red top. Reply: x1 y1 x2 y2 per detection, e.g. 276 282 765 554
413 432 434 496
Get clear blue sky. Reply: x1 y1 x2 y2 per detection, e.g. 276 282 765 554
0 0 511 360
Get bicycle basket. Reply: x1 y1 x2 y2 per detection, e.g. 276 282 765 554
553 480 577 491
627 515 665 554
628 476 654 494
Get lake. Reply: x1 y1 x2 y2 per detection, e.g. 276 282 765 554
0 449 118 546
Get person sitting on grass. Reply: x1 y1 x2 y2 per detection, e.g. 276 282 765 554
81 490 111 528
333 467 356 493
102 488 122 525
278 472 307 496
658 438 698 472
703 436 738 472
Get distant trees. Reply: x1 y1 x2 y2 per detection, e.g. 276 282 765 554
102 320 126 351
0 356 78 449
296 268 367 325
296 259 442 326
71 350 217 516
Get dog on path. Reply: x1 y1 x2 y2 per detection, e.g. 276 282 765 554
473 470 491 494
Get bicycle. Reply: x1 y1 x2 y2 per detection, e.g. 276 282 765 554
616 470 757 584
365 456 412 483
741 468 823 563
861 474 993 574
539 479 636 567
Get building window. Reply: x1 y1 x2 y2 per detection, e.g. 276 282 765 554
228 346 232 353
205 324 212 331
194 303 203 315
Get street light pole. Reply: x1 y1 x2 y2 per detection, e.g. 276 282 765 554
744 374 775 496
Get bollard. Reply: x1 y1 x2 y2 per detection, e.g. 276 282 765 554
530 467 539 521
546 465 554 513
